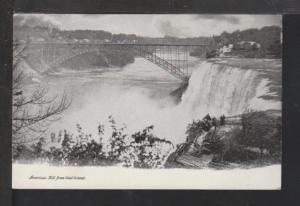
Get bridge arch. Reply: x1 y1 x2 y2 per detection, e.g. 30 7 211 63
22 43 209 81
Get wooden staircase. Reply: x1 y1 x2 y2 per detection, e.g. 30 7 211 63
176 154 207 168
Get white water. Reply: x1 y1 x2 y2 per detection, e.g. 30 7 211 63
40 58 280 145
180 61 280 116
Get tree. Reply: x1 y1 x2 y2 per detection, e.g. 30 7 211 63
220 115 226 126
185 114 214 143
12 43 71 147
106 116 128 161
240 111 281 157
62 125 105 166
120 125 173 168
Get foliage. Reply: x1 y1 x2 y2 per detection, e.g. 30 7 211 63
201 135 225 157
220 115 226 126
106 116 128 162
184 114 227 160
205 49 218 59
239 111 281 156
185 114 217 142
13 110 282 167
211 26 282 58
180 111 281 165
31 137 47 158
13 117 174 168
120 126 173 168
213 111 281 163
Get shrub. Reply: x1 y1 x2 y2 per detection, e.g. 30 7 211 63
181 111 281 164
106 116 128 162
201 135 225 157
120 125 173 168
31 137 47 159
13 116 174 168
239 111 281 156
185 114 214 143
206 49 218 58
12 144 36 162
221 111 281 163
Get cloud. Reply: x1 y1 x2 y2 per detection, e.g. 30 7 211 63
14 14 62 29
194 15 240 24
158 20 187 37
14 14 281 38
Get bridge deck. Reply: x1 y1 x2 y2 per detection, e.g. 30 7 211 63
16 42 209 81
18 42 209 47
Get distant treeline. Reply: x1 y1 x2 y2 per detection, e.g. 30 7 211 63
213 26 281 49
210 26 282 58
14 26 211 45
13 15 210 45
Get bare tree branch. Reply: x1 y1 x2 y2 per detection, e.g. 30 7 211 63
12 43 72 145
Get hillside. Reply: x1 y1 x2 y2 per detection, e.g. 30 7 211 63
191 26 282 59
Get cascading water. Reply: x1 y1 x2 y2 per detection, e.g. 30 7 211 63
179 61 262 117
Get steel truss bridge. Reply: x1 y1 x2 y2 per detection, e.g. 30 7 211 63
18 43 209 81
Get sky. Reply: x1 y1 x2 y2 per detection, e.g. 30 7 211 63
15 14 281 38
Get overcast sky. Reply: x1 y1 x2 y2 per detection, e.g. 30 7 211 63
16 14 281 38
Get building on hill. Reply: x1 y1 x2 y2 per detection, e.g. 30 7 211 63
235 41 261 51
219 44 234 57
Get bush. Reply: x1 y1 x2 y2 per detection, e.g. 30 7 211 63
239 111 281 156
206 49 218 59
106 116 128 163
180 111 281 164
221 111 281 163
13 144 36 162
120 125 173 168
201 135 225 157
13 116 174 168
185 114 224 143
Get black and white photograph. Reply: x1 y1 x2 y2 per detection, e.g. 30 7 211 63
12 14 282 189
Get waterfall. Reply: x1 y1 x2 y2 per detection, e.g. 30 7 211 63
179 61 278 118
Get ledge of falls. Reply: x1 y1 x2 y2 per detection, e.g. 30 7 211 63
172 58 281 118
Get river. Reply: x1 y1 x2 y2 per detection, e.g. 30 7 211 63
29 57 281 145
